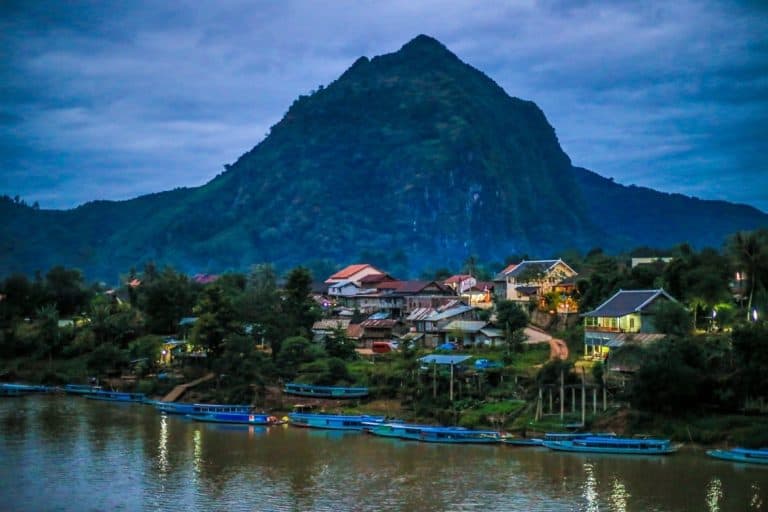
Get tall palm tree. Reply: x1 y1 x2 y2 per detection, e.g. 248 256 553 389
730 230 768 320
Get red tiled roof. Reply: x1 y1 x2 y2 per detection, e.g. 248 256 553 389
500 263 518 275
327 264 371 280
443 274 473 284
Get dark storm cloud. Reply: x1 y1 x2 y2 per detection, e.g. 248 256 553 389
0 0 766 211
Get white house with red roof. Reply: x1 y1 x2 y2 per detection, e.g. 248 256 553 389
325 264 386 285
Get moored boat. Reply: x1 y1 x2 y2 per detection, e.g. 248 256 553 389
84 390 147 402
283 382 369 398
186 412 280 425
288 413 385 430
544 432 616 441
63 384 103 395
153 401 253 415
501 436 544 447
1 383 52 393
368 422 500 444
543 435 677 455
706 447 768 465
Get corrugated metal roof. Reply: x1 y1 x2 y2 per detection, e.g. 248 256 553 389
360 319 397 328
582 289 676 317
441 320 487 333
419 355 472 365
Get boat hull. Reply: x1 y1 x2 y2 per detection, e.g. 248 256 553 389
289 413 385 430
707 449 768 465
153 402 252 415
187 413 276 425
84 391 146 402
369 423 500 444
543 437 677 455
502 438 544 447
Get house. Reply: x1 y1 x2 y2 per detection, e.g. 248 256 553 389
311 318 351 343
327 280 363 297
581 289 677 359
493 259 578 312
443 275 494 309
441 320 489 347
325 264 385 285
407 301 478 347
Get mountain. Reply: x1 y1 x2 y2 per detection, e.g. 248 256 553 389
2 35 767 281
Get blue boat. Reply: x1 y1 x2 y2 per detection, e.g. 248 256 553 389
544 432 616 441
543 436 678 455
283 382 369 399
1 383 52 393
186 412 279 425
706 447 768 465
84 390 147 402
501 436 544 447
0 386 27 397
288 413 385 430
369 422 500 444
152 401 253 415
63 384 103 395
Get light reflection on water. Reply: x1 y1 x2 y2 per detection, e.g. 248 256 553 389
1 396 767 511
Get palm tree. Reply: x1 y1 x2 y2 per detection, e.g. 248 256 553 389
730 230 768 320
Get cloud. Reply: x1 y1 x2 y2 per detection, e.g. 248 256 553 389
0 0 766 211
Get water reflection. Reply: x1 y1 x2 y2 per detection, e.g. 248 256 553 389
2 397 768 511
706 476 723 511
609 477 630 511
582 462 599 512
751 482 763 510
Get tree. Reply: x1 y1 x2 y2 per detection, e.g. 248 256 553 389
325 325 356 360
35 304 61 366
495 300 528 353
281 267 320 342
652 301 691 337
730 230 768 320
44 266 89 317
191 285 238 357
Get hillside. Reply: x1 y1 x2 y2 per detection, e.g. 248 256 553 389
2 35 766 281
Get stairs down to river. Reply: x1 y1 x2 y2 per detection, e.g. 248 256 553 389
161 373 215 402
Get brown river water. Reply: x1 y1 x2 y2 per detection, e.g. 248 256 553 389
0 396 766 511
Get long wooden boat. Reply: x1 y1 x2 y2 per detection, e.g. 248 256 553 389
501 436 544 447
283 382 369 399
369 422 500 444
152 401 253 415
63 384 103 395
288 413 385 430
706 447 768 465
186 412 280 425
544 432 616 441
543 436 677 455
1 383 52 393
84 390 147 402
0 386 28 397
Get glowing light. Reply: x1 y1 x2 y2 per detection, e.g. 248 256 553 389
753 309 759 321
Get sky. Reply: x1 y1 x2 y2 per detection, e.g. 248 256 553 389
1 1 767 212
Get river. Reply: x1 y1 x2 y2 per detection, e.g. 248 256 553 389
0 396 766 511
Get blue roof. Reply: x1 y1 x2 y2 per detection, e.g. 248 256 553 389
419 355 472 365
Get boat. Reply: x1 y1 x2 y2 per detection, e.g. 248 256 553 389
283 382 369 398
186 412 280 425
501 436 544 447
543 435 678 455
63 384 103 395
0 386 27 397
368 422 500 444
706 447 768 465
84 390 147 402
544 432 616 441
1 383 52 393
288 412 385 430
152 401 253 415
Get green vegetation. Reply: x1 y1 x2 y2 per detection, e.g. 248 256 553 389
1 227 767 442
